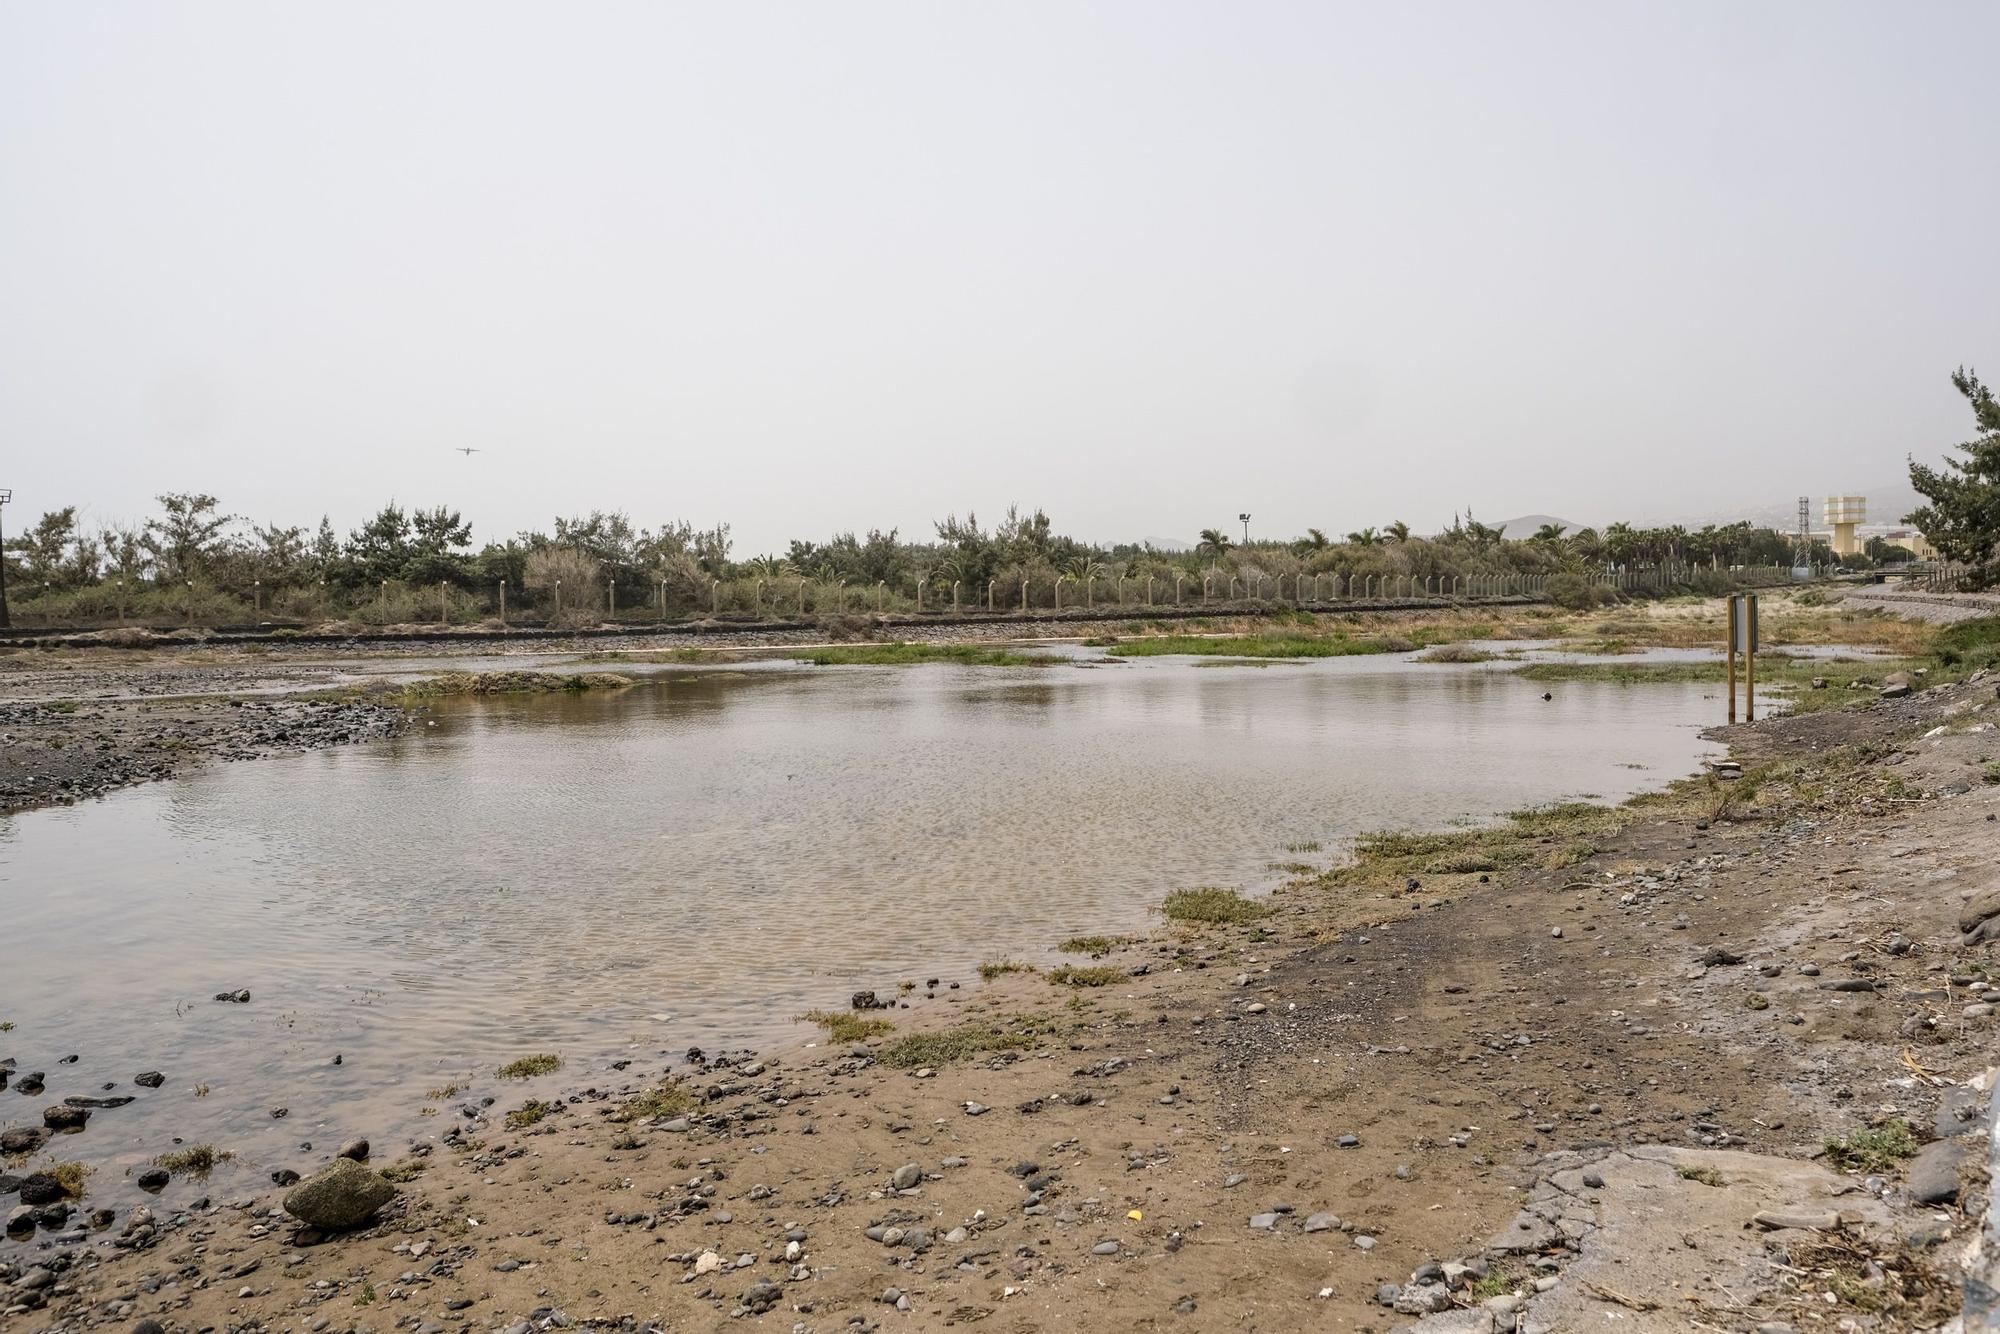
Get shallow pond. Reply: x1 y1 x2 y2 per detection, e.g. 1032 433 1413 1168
0 649 1727 1216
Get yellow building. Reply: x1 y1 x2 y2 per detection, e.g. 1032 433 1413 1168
1822 495 1866 556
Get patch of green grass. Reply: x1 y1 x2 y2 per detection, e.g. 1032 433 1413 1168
610 1081 700 1122
800 1009 895 1042
152 1145 230 1177
505 1099 558 1129
977 960 1037 980
790 643 1047 667
1825 1120 1920 1173
1468 1273 1513 1300
879 1014 1064 1069
1932 615 2000 673
1107 633 1412 659
355 1280 377 1307
1047 964 1125 988
1058 935 1128 955
1161 886 1270 925
1982 762 2000 786
496 1053 563 1080
1676 1164 1726 1187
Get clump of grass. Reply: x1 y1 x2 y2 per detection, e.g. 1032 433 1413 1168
1058 935 1127 956
404 670 633 698
1284 841 1322 854
1983 762 2000 786
45 1161 92 1196
1676 1164 1726 1187
426 1081 465 1100
1048 964 1125 988
977 960 1037 980
790 643 1047 667
152 1145 230 1177
0 1020 13 1032
609 1081 699 1123
1424 851 1498 874
1108 633 1410 660
378 1158 427 1183
880 1014 1063 1069
497 1053 563 1080
1825 1120 1920 1173
800 1010 894 1042
1468 1273 1514 1300
1415 643 1500 664
1162 886 1270 925
505 1099 558 1129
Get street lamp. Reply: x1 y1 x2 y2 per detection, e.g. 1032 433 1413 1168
1239 512 1251 545
0 488 11 627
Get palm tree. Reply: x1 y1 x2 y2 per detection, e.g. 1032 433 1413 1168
1196 528 1233 571
1346 527 1381 547
1295 527 1330 555
1385 520 1411 543
1532 523 1567 544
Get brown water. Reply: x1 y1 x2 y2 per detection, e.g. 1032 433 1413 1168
0 649 1724 1217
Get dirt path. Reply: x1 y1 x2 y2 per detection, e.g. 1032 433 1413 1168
5 664 1995 1331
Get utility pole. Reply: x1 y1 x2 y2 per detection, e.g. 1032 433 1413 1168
1239 512 1251 546
0 488 10 628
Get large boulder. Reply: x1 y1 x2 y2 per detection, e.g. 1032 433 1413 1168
281 1159 397 1230
1957 883 2000 936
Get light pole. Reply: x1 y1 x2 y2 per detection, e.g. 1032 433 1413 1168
0 487 11 627
1239 512 1251 546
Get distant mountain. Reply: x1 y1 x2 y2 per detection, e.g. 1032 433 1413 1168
1491 514 1585 540
1651 477 1926 533
1136 536 1192 552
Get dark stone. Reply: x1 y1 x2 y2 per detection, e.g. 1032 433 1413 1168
214 989 251 1003
42 1104 89 1131
136 1168 169 1192
1 1126 46 1153
1699 947 1743 967
1906 1140 1967 1205
133 1072 166 1089
17 1173 64 1206
65 1095 135 1109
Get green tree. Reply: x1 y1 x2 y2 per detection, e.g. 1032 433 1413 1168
10 507 83 589
404 506 474 585
1196 528 1233 566
345 503 413 586
1908 367 2000 583
142 493 234 581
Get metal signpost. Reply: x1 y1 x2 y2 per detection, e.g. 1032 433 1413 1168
1727 592 1758 723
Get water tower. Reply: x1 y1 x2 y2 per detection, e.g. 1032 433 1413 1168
1822 495 1865 556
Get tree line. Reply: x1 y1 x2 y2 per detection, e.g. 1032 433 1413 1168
0 491 1878 627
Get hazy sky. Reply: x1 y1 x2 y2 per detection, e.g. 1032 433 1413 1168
3 1 1996 554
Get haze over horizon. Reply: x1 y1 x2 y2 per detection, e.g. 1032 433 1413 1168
3 1 1996 555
